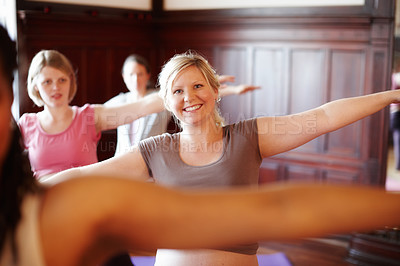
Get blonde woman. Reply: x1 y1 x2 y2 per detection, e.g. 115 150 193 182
105 53 259 156
47 51 400 266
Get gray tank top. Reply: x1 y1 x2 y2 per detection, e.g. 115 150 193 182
139 118 262 255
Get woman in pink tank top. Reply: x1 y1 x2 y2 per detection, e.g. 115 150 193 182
18 50 165 181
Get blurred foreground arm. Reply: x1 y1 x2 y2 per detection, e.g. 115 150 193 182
41 178 400 265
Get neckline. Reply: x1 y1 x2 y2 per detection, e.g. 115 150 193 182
36 106 77 136
175 126 227 168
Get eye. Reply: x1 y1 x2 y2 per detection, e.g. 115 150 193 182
59 78 67 83
194 83 203 89
173 89 183 95
42 79 52 86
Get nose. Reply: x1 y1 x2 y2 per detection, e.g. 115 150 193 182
53 82 61 91
183 89 194 102
131 74 140 86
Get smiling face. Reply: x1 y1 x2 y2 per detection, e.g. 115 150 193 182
34 66 71 108
122 61 151 96
167 66 218 127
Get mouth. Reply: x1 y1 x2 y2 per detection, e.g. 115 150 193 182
52 93 62 99
183 104 202 112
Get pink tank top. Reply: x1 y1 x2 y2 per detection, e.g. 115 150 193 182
18 104 101 179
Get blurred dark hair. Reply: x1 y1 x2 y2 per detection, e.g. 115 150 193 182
122 54 151 74
0 26 17 88
0 25 40 262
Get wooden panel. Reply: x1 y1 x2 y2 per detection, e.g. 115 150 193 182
258 161 280 184
289 49 326 113
289 48 327 154
216 47 252 124
285 164 319 182
323 169 360 184
252 47 286 117
325 49 366 158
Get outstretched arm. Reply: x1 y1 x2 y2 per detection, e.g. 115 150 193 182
217 74 261 97
41 178 400 265
41 146 150 185
94 93 165 132
258 90 400 158
219 84 261 97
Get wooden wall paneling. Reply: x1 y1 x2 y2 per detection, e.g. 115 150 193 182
215 46 253 124
367 47 391 184
288 48 327 155
289 48 326 114
323 168 360 184
252 46 286 117
325 48 366 158
258 160 280 184
285 164 319 182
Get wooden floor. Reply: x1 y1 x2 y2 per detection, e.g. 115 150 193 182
258 237 352 265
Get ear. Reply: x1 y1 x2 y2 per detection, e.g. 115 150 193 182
213 87 219 101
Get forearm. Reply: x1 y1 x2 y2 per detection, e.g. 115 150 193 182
252 184 400 240
137 93 165 117
96 93 165 131
165 184 400 245
122 183 400 249
40 167 83 186
219 84 260 97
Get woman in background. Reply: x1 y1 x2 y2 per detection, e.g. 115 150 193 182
104 54 172 156
18 50 164 180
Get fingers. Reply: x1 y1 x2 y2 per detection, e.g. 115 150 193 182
218 75 235 84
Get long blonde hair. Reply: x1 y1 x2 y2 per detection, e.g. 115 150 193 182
158 51 225 127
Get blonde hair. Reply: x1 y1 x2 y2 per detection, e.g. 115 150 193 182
158 51 225 127
27 50 77 107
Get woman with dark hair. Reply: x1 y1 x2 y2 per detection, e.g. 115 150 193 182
0 25 41 264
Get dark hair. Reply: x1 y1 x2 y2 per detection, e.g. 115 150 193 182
122 54 151 75
0 26 17 88
0 25 40 262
